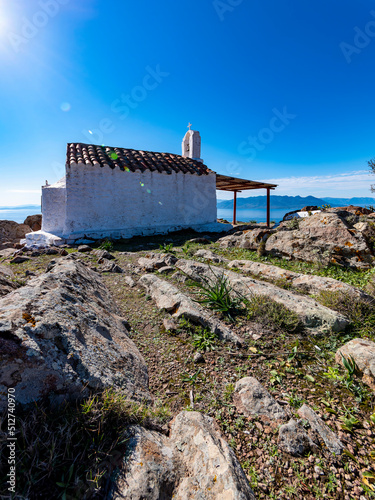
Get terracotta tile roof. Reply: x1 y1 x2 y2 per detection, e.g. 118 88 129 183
67 143 213 175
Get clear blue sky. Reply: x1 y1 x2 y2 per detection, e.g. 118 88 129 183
0 0 375 205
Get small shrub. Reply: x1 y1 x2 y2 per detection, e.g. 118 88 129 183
287 217 299 230
99 239 114 252
246 294 300 332
317 290 375 337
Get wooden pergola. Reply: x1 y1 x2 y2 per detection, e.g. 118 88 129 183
216 174 278 227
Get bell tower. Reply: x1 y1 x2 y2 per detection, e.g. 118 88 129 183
182 123 202 162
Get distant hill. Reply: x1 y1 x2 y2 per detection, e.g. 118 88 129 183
217 195 375 210
323 197 375 207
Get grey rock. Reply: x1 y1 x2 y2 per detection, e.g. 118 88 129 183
157 266 174 274
77 244 92 252
233 377 286 421
266 212 374 269
0 273 19 297
0 248 16 259
278 419 316 456
0 220 32 250
93 249 115 260
228 259 373 303
0 258 150 411
123 276 136 287
113 411 255 500
175 259 349 334
218 228 275 250
194 249 226 263
163 318 178 332
138 253 178 271
297 404 343 455
193 352 205 363
101 260 123 273
10 256 31 264
336 338 375 391
139 274 243 346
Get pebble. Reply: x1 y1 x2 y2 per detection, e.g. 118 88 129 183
193 352 205 364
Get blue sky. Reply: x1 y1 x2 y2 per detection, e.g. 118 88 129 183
0 0 375 205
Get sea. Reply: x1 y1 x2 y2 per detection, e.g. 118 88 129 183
0 206 42 224
0 206 289 225
217 208 288 224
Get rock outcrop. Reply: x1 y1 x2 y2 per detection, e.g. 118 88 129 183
139 274 243 346
228 259 373 303
175 259 349 333
0 265 19 297
0 257 150 410
266 212 374 268
24 214 42 232
336 338 375 391
0 220 31 250
219 210 375 269
113 411 256 500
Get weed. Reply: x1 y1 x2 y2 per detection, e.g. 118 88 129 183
99 239 113 252
192 328 218 351
224 383 235 402
188 271 244 322
159 242 174 253
339 414 360 433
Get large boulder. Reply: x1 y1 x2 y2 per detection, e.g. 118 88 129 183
266 212 374 268
218 228 275 250
113 411 255 500
0 220 31 250
0 257 150 410
24 214 42 232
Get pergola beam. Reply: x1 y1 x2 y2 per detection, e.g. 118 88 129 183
216 174 278 228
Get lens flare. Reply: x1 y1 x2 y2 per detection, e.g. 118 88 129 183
60 102 71 112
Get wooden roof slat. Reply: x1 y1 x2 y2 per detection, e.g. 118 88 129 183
216 174 277 192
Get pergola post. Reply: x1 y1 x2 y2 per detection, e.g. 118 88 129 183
233 190 237 225
266 188 270 228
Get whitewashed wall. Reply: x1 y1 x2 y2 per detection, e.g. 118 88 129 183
62 163 218 239
41 178 66 234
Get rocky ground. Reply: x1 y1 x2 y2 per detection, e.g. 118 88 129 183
1 215 375 499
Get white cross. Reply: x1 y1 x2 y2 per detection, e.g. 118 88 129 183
187 122 192 130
